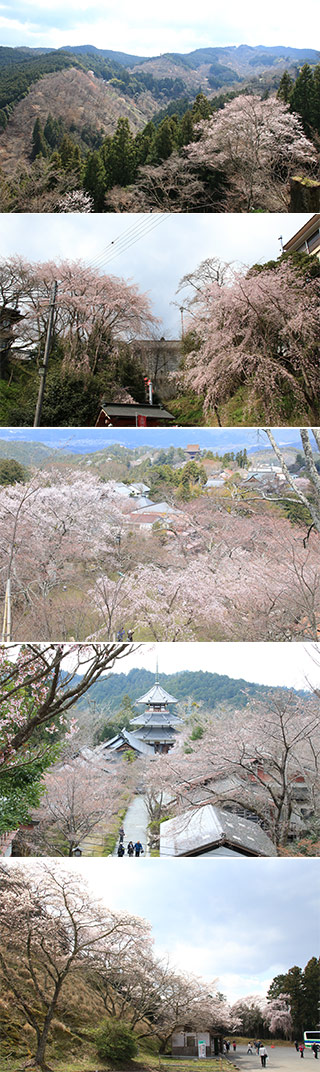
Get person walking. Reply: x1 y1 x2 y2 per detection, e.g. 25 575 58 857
260 1046 268 1068
118 826 125 843
134 840 144 857
299 1045 305 1058
247 1044 253 1055
294 1043 299 1052
232 1042 237 1052
127 841 134 856
117 843 125 857
312 1044 319 1060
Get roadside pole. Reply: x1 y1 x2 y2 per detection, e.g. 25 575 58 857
33 280 58 427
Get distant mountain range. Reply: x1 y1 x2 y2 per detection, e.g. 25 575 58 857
10 42 320 72
0 434 304 468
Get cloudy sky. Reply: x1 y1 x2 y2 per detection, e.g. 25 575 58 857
0 213 311 337
57 640 320 693
9 857 319 1003
100 641 320 692
0 0 318 53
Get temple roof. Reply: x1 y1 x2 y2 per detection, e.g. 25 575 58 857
102 729 154 756
138 726 177 741
160 804 277 857
135 682 178 706
130 710 183 728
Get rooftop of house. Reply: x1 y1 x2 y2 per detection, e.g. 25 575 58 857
160 803 277 857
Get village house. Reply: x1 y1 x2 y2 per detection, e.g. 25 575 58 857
283 213 320 257
171 1029 224 1058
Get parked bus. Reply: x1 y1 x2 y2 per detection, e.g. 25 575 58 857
303 1032 320 1049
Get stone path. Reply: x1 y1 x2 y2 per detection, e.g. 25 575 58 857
113 795 150 857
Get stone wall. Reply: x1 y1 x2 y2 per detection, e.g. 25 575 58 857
290 177 320 212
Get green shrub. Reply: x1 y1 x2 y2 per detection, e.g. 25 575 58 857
95 1019 138 1063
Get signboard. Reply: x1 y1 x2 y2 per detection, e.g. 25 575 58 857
198 1042 206 1058
137 415 147 426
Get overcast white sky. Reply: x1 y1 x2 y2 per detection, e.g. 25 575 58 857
7 857 319 1003
0 213 312 337
0 0 318 53
105 642 320 692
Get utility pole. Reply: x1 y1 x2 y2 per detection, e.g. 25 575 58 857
33 280 58 427
1 578 11 642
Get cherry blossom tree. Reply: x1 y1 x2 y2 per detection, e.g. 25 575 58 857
262 996 293 1038
264 428 320 535
0 642 134 776
105 153 214 212
143 690 320 848
0 470 126 639
18 753 135 857
230 995 265 1037
180 261 320 423
0 863 147 1070
0 256 158 373
186 95 318 210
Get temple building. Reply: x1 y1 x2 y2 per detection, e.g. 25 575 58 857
129 675 183 754
102 669 183 757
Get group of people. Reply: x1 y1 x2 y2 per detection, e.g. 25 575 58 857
116 628 134 641
245 1042 268 1066
117 827 144 857
295 1042 319 1059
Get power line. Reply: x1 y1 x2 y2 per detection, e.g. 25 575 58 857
83 213 170 275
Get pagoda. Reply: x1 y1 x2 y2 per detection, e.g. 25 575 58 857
129 664 183 754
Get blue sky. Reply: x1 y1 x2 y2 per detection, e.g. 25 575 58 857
0 214 312 337
0 427 308 453
14 857 320 1002
0 0 318 53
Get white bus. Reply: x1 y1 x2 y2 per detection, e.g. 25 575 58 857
303 1032 320 1049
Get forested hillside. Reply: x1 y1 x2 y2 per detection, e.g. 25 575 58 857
73 667 306 714
0 42 319 212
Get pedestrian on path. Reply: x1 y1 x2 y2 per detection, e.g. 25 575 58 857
247 1044 253 1054
260 1047 268 1068
312 1045 319 1059
117 843 125 857
295 1043 299 1052
134 841 144 857
118 826 125 843
299 1045 305 1058
127 841 134 856
232 1042 237 1052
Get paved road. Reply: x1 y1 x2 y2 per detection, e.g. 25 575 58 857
228 1045 316 1072
113 795 149 857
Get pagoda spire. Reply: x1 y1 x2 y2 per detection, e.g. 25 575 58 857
155 655 159 684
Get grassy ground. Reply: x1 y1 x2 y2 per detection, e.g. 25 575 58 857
1 1055 232 1072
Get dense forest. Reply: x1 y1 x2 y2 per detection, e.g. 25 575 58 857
0 44 189 132
73 667 306 716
